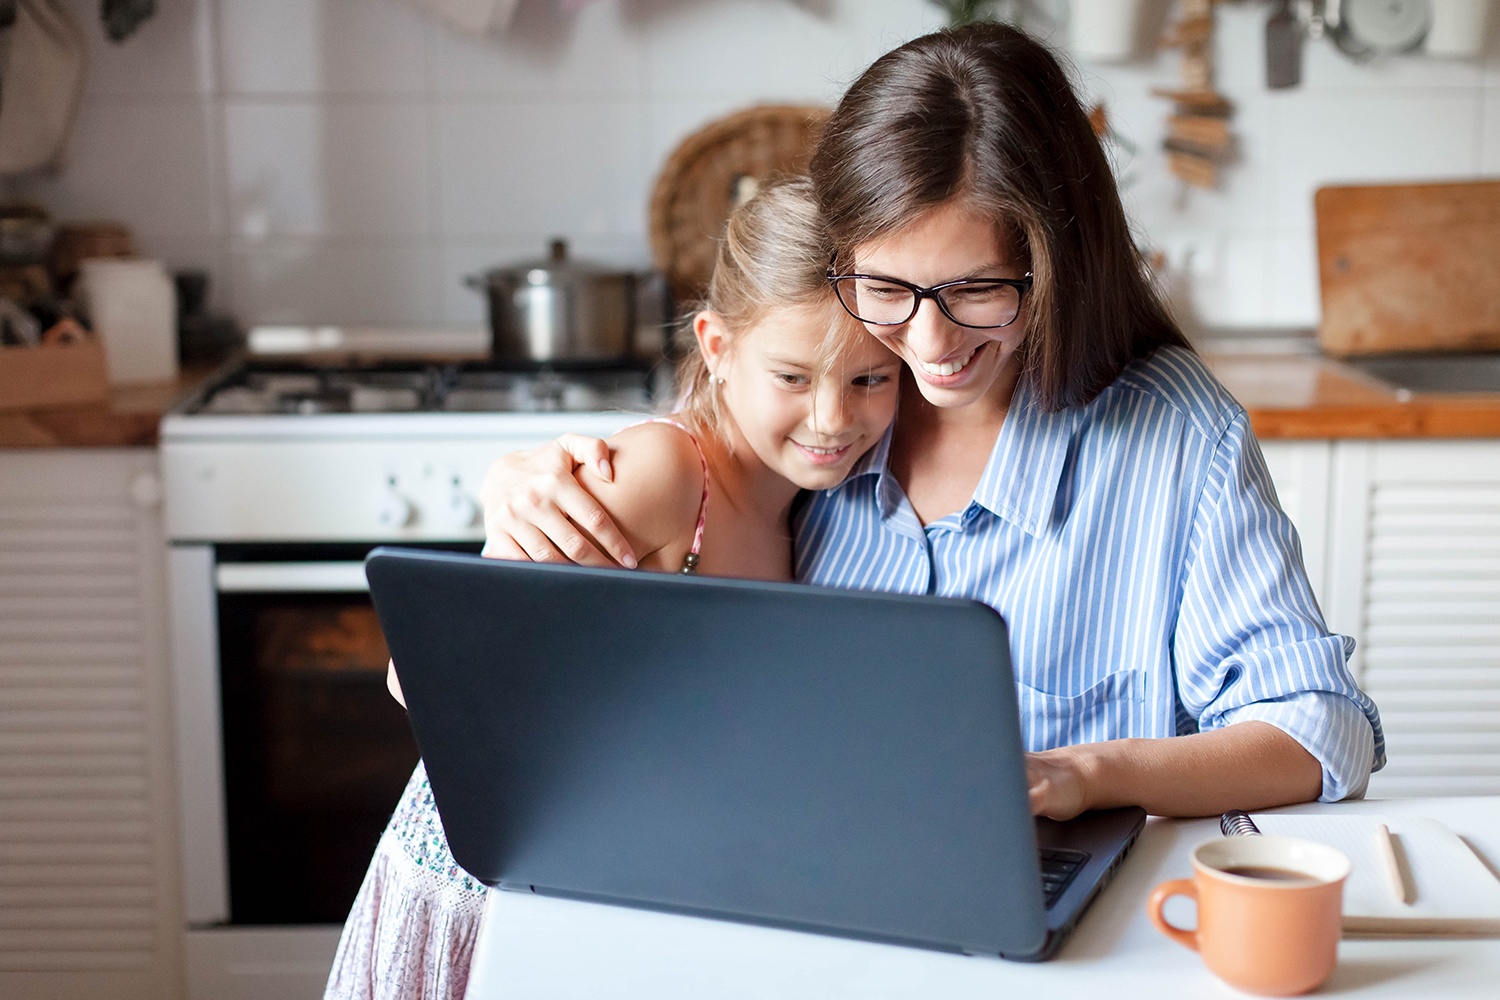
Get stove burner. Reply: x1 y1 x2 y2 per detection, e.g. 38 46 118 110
190 361 661 416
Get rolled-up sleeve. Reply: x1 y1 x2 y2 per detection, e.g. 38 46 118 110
1173 412 1385 801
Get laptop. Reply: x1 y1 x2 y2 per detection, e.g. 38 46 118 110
365 547 1145 961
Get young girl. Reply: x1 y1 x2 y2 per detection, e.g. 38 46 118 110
478 23 1385 822
324 177 901 1000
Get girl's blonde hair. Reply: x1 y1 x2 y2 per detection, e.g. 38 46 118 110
674 175 868 438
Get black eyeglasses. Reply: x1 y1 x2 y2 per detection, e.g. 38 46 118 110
828 272 1033 330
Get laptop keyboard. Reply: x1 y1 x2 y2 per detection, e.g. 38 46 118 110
1039 847 1089 907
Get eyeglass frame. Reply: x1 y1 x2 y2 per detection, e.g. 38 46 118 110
827 271 1035 330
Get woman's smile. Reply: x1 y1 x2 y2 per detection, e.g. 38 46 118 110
855 202 1029 410
915 343 984 381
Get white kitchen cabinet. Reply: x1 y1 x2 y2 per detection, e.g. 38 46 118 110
1263 438 1500 798
1323 440 1500 799
0 450 182 1000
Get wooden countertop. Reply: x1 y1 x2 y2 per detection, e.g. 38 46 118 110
1203 351 1500 439
4 353 1499 448
0 368 213 448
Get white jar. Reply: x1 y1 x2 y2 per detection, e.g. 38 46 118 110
1425 0 1492 57
79 258 178 384
1067 0 1146 62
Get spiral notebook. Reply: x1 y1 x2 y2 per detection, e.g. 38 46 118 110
1253 814 1500 935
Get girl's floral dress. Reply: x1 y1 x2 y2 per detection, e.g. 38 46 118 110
324 760 485 1000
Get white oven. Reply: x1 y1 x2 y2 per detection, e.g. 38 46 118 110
160 342 649 997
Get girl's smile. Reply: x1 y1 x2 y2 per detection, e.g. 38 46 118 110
697 302 902 492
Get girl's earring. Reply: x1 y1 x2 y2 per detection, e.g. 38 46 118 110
711 374 727 386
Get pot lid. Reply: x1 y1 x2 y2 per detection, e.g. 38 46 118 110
493 238 630 285
1335 0 1431 58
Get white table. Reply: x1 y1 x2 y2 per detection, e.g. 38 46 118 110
464 797 1500 998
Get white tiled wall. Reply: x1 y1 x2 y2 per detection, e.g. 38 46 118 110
6 0 1499 332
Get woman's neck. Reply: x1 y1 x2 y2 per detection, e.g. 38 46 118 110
889 365 1017 524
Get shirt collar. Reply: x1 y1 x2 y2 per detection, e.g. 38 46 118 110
825 374 1084 537
970 374 1084 538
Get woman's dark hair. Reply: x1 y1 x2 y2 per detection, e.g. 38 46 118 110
810 22 1190 411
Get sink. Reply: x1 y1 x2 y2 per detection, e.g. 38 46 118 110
1341 352 1500 395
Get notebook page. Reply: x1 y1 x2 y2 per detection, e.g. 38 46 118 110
1252 814 1500 934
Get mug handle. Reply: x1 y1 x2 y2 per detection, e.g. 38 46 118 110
1147 879 1199 951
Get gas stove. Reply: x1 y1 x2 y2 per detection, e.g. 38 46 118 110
161 328 668 541
183 361 659 417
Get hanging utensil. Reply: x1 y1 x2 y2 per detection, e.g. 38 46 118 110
1266 0 1304 88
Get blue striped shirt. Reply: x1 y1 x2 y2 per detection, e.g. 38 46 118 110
794 346 1385 802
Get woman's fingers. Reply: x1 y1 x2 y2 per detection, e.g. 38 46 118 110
479 533 530 561
478 435 637 569
504 516 579 565
557 432 615 482
551 478 637 568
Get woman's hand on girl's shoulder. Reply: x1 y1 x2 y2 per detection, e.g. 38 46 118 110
579 421 707 572
479 433 637 568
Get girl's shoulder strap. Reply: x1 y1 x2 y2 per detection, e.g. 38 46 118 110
638 417 708 572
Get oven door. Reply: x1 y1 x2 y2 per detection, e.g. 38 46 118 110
171 541 475 927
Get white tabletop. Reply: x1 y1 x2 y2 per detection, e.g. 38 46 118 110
464 797 1500 998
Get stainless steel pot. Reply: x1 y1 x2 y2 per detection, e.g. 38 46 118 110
466 239 637 363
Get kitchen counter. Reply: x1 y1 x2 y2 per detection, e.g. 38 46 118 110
1204 351 1500 439
0 366 216 448
4 352 1500 447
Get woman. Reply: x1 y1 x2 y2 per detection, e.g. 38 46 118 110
479 23 1384 820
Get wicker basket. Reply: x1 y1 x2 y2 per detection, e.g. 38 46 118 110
649 104 831 304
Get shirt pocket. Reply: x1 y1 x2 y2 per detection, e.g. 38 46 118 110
1015 669 1144 751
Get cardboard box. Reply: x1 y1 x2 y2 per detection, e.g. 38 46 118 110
0 339 110 410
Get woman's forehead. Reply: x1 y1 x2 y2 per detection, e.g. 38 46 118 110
853 201 1017 278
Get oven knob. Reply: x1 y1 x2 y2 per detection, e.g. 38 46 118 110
376 490 414 529
443 490 480 530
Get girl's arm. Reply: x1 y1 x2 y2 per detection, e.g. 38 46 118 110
479 433 640 568
568 423 706 572
387 659 405 708
1026 720 1323 820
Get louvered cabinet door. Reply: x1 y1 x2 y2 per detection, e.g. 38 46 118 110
1328 441 1500 798
0 449 182 1000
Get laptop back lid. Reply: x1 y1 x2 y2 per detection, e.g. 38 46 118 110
366 548 1048 957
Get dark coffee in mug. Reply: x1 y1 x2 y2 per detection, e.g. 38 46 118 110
1221 865 1315 882
1151 836 1350 996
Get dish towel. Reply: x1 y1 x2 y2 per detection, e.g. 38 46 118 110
0 0 87 175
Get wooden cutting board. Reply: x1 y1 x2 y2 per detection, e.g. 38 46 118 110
1315 180 1500 357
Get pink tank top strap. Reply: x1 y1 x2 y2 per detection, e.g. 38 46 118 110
641 417 708 574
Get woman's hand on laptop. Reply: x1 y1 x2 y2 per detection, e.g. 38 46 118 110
1026 748 1094 821
479 434 638 569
